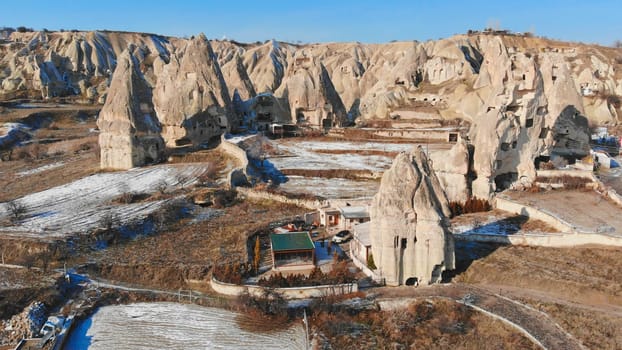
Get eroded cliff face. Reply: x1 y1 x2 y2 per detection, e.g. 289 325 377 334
4 31 621 127
152 34 232 147
2 30 614 193
370 146 455 286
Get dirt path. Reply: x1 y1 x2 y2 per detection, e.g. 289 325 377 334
375 283 585 350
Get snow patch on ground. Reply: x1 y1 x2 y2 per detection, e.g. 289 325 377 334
0 164 207 238
267 140 449 199
17 162 64 177
0 122 30 148
64 302 306 350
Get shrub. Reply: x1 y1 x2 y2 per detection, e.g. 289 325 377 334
213 189 237 208
213 262 252 284
367 253 377 270
449 197 491 217
258 261 356 288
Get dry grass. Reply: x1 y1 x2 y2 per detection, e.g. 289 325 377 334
84 197 307 290
0 152 99 202
281 168 378 180
311 298 539 349
456 245 622 306
519 299 622 350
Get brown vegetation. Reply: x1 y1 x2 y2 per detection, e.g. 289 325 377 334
311 298 539 349
258 262 356 288
281 168 378 180
534 175 592 189
83 197 306 290
456 245 622 306
520 299 622 349
449 197 491 217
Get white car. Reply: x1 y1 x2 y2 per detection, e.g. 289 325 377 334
332 230 352 243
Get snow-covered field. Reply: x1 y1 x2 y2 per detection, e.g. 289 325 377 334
64 303 306 350
279 176 379 199
269 140 411 172
268 140 449 199
0 164 208 238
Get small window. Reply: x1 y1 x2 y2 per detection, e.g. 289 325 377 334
525 118 534 128
401 238 407 249
512 141 517 149
394 236 399 248
448 133 458 142
495 160 503 169
501 142 511 151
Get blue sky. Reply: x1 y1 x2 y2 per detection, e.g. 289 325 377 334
2 0 620 45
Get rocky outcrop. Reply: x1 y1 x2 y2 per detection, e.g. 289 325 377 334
152 34 232 147
1 30 614 196
468 37 590 197
0 30 173 101
276 55 347 127
97 47 164 170
370 146 455 286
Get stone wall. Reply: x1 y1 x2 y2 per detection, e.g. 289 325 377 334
454 231 622 247
236 187 327 210
210 277 358 299
218 135 250 188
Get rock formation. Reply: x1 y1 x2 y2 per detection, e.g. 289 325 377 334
430 138 471 203
468 36 589 197
370 146 455 286
152 34 232 147
97 46 164 170
275 54 348 127
1 29 614 194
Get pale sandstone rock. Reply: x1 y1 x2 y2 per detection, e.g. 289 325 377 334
430 138 470 203
97 47 164 170
370 146 455 286
152 34 232 147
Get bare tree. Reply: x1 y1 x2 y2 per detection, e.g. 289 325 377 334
6 200 27 223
